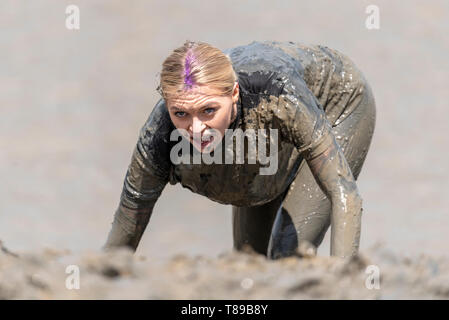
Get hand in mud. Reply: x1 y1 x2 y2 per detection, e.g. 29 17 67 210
296 240 317 258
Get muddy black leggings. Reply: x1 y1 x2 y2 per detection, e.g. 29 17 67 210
232 82 376 258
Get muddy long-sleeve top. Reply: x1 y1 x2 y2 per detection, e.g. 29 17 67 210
104 41 367 257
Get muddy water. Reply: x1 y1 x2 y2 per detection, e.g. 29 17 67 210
1 0 449 270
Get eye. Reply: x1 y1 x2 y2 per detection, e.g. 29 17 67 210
175 111 186 118
204 107 216 115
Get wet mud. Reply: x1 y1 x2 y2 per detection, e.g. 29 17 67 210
1 242 449 299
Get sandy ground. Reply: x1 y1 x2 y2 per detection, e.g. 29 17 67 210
1 0 449 299
2 243 449 299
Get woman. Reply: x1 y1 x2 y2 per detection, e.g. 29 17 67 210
104 40 376 259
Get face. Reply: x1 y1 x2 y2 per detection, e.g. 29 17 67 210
166 82 239 153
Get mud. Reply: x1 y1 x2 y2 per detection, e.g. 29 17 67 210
1 242 448 299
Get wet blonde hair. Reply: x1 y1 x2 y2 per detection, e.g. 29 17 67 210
157 40 237 102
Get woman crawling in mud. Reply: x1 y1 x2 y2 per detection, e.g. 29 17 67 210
104 40 376 259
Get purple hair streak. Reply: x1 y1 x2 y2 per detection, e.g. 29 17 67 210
183 51 195 89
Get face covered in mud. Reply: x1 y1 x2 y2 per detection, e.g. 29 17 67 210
166 82 239 153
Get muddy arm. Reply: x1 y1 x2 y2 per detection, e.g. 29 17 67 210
103 100 172 252
104 204 155 252
278 75 362 258
304 129 363 258
103 144 168 252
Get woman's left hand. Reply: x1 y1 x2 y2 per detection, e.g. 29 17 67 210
306 132 363 258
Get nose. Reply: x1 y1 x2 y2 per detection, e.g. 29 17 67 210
190 117 205 136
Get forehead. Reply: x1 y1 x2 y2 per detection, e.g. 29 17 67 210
167 85 225 109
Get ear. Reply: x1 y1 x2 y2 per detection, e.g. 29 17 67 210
232 82 239 103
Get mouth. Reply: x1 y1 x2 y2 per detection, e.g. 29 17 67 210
190 135 215 150
201 135 214 148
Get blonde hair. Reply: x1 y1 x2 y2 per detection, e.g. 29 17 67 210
157 40 237 102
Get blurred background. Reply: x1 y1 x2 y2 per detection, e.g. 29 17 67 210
1 0 448 262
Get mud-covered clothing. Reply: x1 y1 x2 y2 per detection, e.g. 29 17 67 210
104 41 372 253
